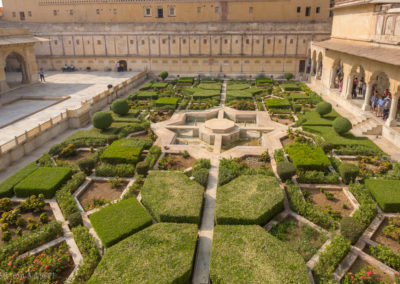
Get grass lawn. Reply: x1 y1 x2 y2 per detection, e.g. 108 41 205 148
111 110 140 123
141 171 204 223
210 225 309 284
270 218 328 261
64 128 118 146
14 167 72 198
300 110 340 126
366 179 400 212
88 223 197 283
302 125 381 151
216 175 284 225
89 198 153 247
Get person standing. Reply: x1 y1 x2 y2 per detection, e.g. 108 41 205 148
370 92 378 113
383 95 391 120
116 62 120 72
358 77 364 96
339 79 343 93
39 69 45 82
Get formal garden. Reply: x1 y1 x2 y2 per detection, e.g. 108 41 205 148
1 71 400 283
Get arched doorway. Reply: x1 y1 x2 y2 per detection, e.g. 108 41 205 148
306 49 312 74
5 52 29 89
370 71 390 97
118 60 127 72
347 65 365 100
330 59 344 90
317 52 323 80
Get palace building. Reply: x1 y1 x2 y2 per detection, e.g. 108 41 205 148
0 0 333 75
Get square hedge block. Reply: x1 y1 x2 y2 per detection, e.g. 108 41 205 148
100 139 143 164
366 179 400 212
14 167 72 198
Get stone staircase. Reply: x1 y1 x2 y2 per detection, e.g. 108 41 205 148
352 118 382 136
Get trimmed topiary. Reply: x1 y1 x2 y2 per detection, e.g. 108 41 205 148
92 112 113 130
136 161 150 175
339 163 359 184
284 72 294 81
340 217 363 244
111 99 130 116
333 117 352 135
277 161 296 181
316 102 332 117
160 71 168 81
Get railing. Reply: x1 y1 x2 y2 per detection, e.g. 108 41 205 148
0 71 146 156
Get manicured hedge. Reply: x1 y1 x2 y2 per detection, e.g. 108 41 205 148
313 235 351 282
63 128 118 147
226 91 253 100
144 145 161 169
366 179 400 212
264 98 291 109
0 221 63 262
14 167 72 198
210 225 309 283
286 144 331 172
88 223 198 283
256 77 273 87
198 83 222 90
216 175 284 225
281 83 301 92
89 198 153 248
177 77 195 86
155 97 179 107
141 171 204 223
136 91 159 100
0 162 38 198
152 82 168 89
95 163 135 177
100 139 143 164
226 83 249 90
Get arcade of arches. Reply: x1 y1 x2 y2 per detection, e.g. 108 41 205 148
0 28 40 93
308 45 400 128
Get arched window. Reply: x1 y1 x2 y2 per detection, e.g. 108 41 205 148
385 16 394 35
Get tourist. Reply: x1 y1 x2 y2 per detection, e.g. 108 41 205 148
358 77 364 96
352 77 358 99
62 64 68 72
377 95 386 117
39 69 45 82
338 79 343 93
69 64 76 72
116 62 120 72
362 80 367 98
370 92 378 113
383 95 391 120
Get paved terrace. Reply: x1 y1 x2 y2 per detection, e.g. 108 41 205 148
0 71 139 145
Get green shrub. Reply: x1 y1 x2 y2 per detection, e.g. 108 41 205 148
141 171 204 223
144 145 161 169
284 72 294 81
71 225 101 283
100 139 143 164
0 162 38 198
92 112 113 130
264 98 291 109
339 163 359 184
218 158 255 186
286 144 330 172
313 235 351 282
39 212 49 224
95 163 135 177
316 102 332 117
277 162 296 181
319 141 334 153
152 82 168 89
14 167 72 198
111 99 130 116
78 154 98 175
88 223 197 283
210 225 309 283
286 182 336 230
340 217 363 244
297 171 340 184
281 83 301 92
193 158 211 170
160 71 168 81
155 97 179 108
274 149 285 163
89 198 153 247
0 221 63 261
369 244 400 271
135 91 158 100
332 117 352 135
349 183 377 228
193 168 209 187
136 161 149 175
366 179 400 212
216 175 284 225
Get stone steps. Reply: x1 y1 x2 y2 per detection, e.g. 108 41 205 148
352 119 382 136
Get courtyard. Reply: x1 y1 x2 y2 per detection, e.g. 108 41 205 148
0 72 400 283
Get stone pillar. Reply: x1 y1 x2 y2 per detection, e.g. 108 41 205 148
329 69 335 88
345 76 353 99
362 84 373 111
386 95 399 127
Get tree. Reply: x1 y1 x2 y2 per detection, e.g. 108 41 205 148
160 71 168 81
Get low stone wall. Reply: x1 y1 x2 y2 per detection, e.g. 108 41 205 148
0 71 147 171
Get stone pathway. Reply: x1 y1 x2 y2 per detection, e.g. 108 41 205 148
192 159 219 284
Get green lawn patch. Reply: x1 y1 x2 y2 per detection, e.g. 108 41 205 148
286 144 330 171
88 223 197 283
0 162 38 198
151 82 168 89
100 139 143 164
210 225 309 283
287 93 310 101
198 83 222 90
227 83 249 90
300 110 339 126
135 91 158 100
302 125 381 152
89 198 153 247
281 83 301 91
216 175 284 225
155 97 179 107
141 171 204 223
256 77 273 87
14 167 72 198
366 179 400 212
177 77 194 86
111 110 140 123
265 98 291 109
